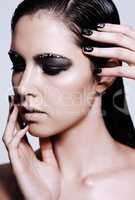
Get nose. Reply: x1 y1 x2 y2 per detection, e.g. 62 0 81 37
16 65 37 99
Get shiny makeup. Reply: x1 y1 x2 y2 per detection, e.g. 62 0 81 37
10 15 96 137
8 50 73 76
21 106 48 122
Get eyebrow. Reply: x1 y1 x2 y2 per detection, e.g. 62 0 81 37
8 50 25 62
8 50 22 57
8 49 73 64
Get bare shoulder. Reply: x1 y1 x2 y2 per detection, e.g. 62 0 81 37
91 171 135 200
92 144 135 200
0 163 24 200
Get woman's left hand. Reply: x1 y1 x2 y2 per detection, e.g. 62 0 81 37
82 23 135 80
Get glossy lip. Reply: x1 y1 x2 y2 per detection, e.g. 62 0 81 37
21 106 48 122
24 112 48 122
21 106 47 114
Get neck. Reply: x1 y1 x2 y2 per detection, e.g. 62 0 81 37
41 97 122 180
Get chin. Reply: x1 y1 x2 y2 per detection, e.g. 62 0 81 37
26 112 87 138
27 122 59 138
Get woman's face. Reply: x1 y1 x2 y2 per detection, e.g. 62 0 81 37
10 12 97 137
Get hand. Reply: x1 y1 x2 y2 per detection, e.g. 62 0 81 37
82 23 135 80
2 96 60 200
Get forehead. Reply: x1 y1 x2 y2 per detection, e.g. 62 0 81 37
11 13 78 58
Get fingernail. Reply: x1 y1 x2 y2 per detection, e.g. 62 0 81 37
82 29 93 36
10 105 14 114
8 95 14 105
8 95 12 104
96 23 105 28
94 68 102 74
22 122 28 129
83 46 94 52
14 94 21 104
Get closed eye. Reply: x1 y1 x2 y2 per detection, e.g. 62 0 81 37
35 56 73 76
8 50 73 76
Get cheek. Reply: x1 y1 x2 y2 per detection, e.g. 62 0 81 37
58 55 95 93
29 75 96 137
26 69 96 137
12 73 22 91
44 62 96 118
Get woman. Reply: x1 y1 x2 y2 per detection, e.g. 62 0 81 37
1 0 135 199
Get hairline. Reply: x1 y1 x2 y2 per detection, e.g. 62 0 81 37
12 8 82 48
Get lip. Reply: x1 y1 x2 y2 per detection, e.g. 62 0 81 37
24 112 47 121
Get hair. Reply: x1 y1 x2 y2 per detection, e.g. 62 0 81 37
11 0 135 147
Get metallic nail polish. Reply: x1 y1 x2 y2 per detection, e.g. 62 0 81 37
10 106 14 114
94 68 102 74
82 29 93 36
8 95 12 103
83 47 94 52
96 23 105 28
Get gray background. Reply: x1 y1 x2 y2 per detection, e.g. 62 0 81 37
0 0 135 164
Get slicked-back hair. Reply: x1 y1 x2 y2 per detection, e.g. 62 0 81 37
11 0 135 147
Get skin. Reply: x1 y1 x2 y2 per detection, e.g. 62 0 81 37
10 13 97 138
1 12 135 199
83 23 135 79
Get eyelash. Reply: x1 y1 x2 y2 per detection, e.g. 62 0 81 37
11 62 66 75
43 67 66 75
9 52 71 76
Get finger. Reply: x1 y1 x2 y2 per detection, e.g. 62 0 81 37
39 138 58 166
7 95 15 121
8 126 29 166
97 66 135 80
3 105 18 146
19 133 36 160
21 134 29 145
21 133 35 154
8 125 29 151
96 23 135 40
16 111 26 131
83 47 135 64
82 30 135 51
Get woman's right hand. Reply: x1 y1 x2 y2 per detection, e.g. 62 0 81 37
2 97 61 200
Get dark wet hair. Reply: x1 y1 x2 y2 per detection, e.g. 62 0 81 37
11 0 135 147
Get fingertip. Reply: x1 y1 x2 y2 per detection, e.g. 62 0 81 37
23 124 29 131
94 68 102 74
8 105 17 116
9 105 14 114
81 29 93 36
82 46 94 53
8 95 12 104
96 23 105 29
11 105 18 114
